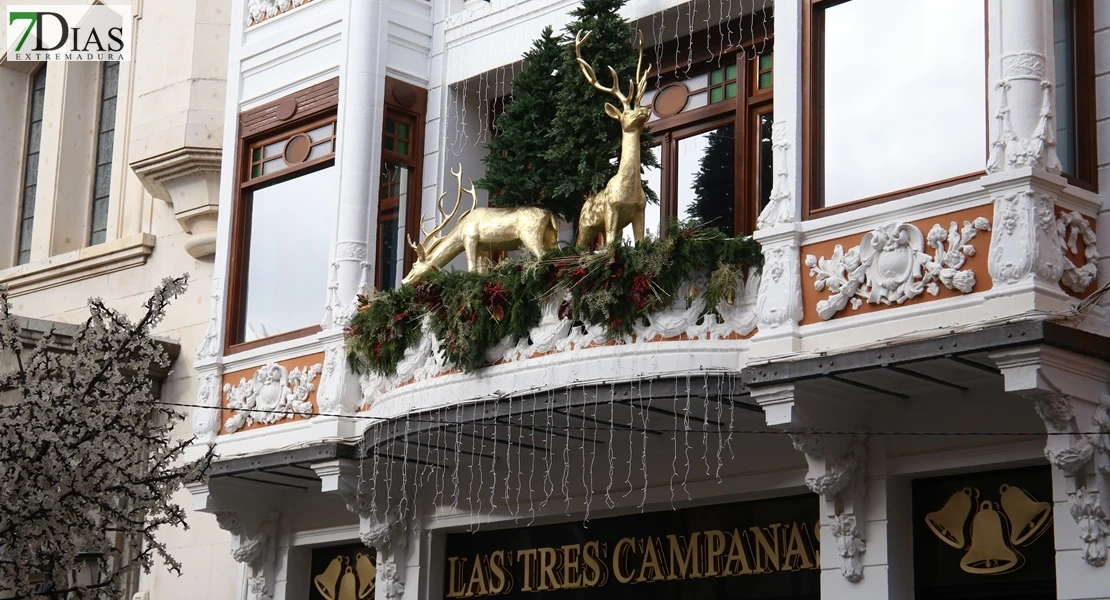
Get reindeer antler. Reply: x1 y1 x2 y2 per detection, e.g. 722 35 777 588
407 164 476 260
574 29 652 111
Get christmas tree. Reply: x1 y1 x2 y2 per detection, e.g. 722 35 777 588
476 27 564 216
545 0 659 227
688 125 736 236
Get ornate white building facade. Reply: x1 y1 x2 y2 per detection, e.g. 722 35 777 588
8 0 1110 598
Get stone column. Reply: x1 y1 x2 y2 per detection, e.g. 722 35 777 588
751 0 804 358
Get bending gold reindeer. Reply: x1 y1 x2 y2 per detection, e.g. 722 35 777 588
401 164 560 285
574 29 653 248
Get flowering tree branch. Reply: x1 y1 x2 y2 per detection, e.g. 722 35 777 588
0 275 213 599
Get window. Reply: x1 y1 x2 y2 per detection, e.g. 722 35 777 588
643 12 773 237
376 78 426 291
17 66 47 265
805 0 987 213
1053 0 1096 190
89 61 119 246
226 79 340 352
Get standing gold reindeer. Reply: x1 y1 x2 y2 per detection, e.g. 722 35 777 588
401 164 560 285
574 29 653 248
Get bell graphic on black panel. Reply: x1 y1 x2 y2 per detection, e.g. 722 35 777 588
999 483 1052 546
926 487 975 548
959 501 1022 575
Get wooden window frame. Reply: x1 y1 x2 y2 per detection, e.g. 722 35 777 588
803 0 991 219
648 13 773 237
225 78 339 355
1059 0 1097 192
377 77 427 291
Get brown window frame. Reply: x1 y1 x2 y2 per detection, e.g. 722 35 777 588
225 78 340 355
1056 0 1097 192
376 77 427 291
802 0 991 219
647 12 773 237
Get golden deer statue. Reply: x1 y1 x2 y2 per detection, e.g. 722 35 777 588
401 164 560 285
574 29 653 248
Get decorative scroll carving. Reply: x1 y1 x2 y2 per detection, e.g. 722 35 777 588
987 51 1062 174
224 362 323 433
1033 393 1110 567
789 433 868 582
192 372 224 442
757 245 803 329
196 276 221 361
1056 211 1099 294
805 218 991 320
247 0 311 26
359 270 761 404
215 511 280 600
756 121 793 229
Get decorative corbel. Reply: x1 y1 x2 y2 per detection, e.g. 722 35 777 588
214 510 280 600
789 432 868 582
1032 391 1110 566
130 147 223 259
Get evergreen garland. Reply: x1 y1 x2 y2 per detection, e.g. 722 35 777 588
345 222 762 376
475 27 565 215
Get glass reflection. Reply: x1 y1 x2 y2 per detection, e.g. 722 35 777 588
679 124 735 236
378 164 410 290
822 0 985 206
624 145 662 243
242 166 338 341
758 112 774 212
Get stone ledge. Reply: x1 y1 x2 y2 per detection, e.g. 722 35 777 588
0 233 157 297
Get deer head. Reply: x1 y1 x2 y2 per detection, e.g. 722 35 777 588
401 164 476 285
575 29 652 132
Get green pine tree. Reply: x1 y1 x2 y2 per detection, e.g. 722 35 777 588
546 0 659 227
476 27 564 214
688 124 736 236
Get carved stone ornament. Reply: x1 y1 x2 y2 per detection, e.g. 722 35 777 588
316 343 351 415
224 362 323 433
756 120 793 230
1033 393 1110 567
789 432 868 582
987 52 1063 174
359 271 761 404
130 147 223 259
757 245 803 329
989 191 1100 293
215 511 280 600
192 372 224 442
805 218 991 320
1056 211 1099 294
196 276 222 361
247 0 311 26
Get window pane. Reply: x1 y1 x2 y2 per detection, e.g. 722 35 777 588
821 0 986 206
623 145 661 243
1054 0 1077 176
710 88 724 103
18 67 47 265
758 72 773 90
758 112 774 212
378 164 410 290
679 124 735 237
242 167 339 341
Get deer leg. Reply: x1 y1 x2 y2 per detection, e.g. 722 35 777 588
605 210 620 246
631 209 645 242
464 237 480 272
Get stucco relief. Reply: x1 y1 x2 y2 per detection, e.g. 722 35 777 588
988 192 1099 293
215 511 279 600
224 362 323 433
247 0 312 26
359 270 761 404
805 218 991 320
757 245 803 329
756 120 793 230
987 52 1062 174
196 276 222 361
192 372 224 442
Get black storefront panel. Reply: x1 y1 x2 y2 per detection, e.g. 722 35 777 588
443 494 820 600
913 466 1056 600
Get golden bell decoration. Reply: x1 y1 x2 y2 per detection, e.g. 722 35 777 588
355 552 377 599
926 487 975 549
959 501 1021 575
314 556 345 600
999 484 1053 546
339 566 358 600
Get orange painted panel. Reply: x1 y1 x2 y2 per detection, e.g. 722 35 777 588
799 205 994 325
220 351 326 434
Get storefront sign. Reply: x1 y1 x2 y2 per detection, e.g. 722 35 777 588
444 495 819 599
913 466 1055 598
